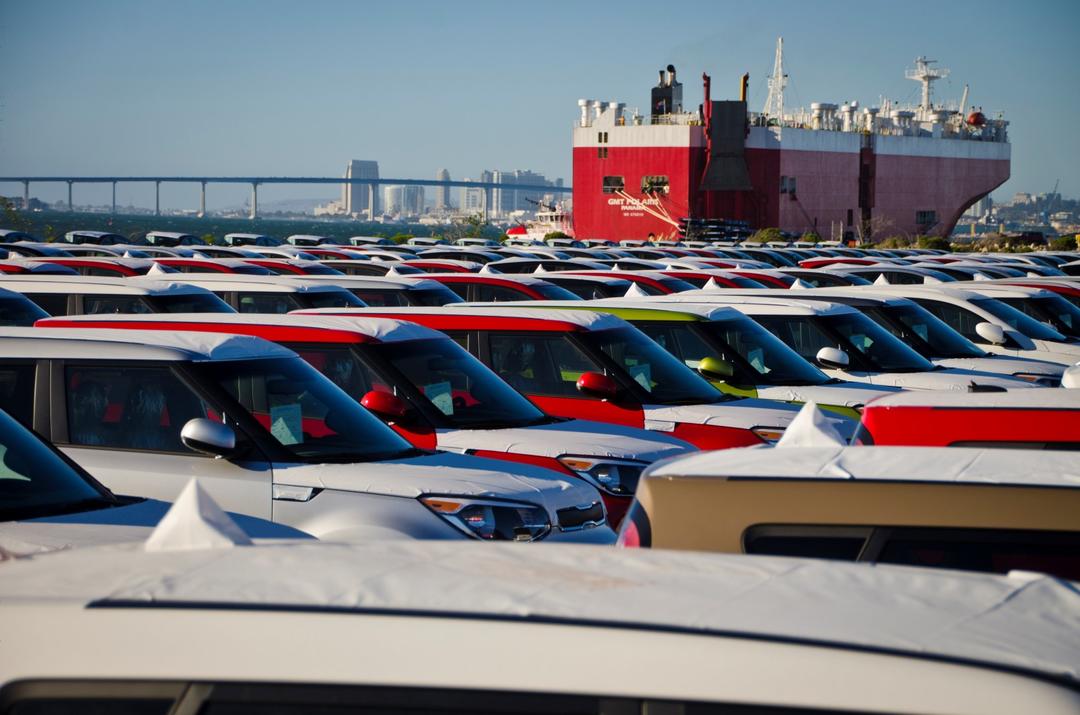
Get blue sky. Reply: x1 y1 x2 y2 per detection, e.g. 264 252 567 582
2 0 1077 209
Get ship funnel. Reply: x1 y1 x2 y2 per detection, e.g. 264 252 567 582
578 99 591 127
590 99 603 121
651 64 683 117
667 64 677 87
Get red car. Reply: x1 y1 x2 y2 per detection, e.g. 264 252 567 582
855 390 1080 449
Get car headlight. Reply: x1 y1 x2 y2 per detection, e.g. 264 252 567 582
558 456 646 496
420 496 551 542
1012 372 1062 387
751 426 786 444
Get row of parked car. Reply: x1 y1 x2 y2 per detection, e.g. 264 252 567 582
1 230 1078 712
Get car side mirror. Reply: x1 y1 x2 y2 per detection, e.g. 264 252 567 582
181 418 236 458
697 356 734 381
975 321 1007 345
361 390 409 420
576 371 620 400
816 346 850 370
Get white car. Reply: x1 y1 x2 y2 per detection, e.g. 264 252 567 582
655 294 1036 391
0 327 613 543
0 275 234 316
1 538 1077 714
768 288 1065 386
871 284 1080 366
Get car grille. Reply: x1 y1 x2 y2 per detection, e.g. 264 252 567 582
557 501 605 531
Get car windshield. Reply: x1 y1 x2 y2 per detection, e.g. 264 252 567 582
583 326 724 404
971 298 1067 342
202 356 416 462
370 338 551 428
701 318 830 385
658 277 697 293
999 296 1080 339
150 292 235 313
408 286 464 306
756 312 934 372
0 408 116 522
0 295 48 326
870 304 985 358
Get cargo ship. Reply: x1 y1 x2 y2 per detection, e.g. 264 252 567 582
571 40 1010 242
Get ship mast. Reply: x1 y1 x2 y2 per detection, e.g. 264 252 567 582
906 56 949 110
762 37 787 120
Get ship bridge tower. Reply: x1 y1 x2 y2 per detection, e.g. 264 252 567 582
906 56 949 110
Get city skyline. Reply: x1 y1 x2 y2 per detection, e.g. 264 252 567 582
2 0 1077 211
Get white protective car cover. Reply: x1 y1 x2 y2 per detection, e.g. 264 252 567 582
642 398 856 440
755 381 900 407
434 419 693 462
933 354 1066 379
825 366 1037 391
0 541 1076 684
270 451 599 511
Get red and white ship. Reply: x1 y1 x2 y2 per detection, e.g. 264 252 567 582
571 40 1010 242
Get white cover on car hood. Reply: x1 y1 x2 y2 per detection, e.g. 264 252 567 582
934 355 1065 377
828 367 1035 391
1 540 1076 684
435 419 693 462
272 451 599 512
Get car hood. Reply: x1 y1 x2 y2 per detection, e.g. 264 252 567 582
0 499 311 556
934 355 1065 380
826 367 1036 391
756 381 902 407
271 451 600 512
639 398 854 436
435 419 694 462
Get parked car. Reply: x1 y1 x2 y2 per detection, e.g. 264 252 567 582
40 313 697 525
0 276 234 316
657 294 1038 391
0 406 308 553
295 306 835 449
855 388 1080 448
3 537 1077 714
422 273 582 302
0 327 613 543
619 443 1080 581
156 275 366 313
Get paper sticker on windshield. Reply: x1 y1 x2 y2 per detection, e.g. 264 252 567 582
748 347 768 374
424 380 454 415
629 364 652 392
270 404 303 445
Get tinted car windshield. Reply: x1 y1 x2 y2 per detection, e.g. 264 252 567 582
408 286 464 306
0 408 116 522
300 289 366 310
370 338 551 428
756 312 934 372
583 326 724 404
0 294 48 326
203 356 415 462
999 295 1080 339
702 318 830 385
972 298 1067 341
151 292 235 313
534 283 582 301
871 304 984 358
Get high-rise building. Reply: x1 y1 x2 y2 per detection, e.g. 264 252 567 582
342 160 380 218
489 169 554 217
435 169 451 210
384 185 425 217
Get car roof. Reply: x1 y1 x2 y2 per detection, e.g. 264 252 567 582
485 299 744 323
1 540 1076 688
38 312 441 344
657 292 858 316
0 326 291 361
295 305 628 331
159 274 356 293
864 388 1080 410
0 276 217 296
646 445 1080 489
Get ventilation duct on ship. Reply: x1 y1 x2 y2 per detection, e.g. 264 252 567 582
651 64 683 117
701 100 753 192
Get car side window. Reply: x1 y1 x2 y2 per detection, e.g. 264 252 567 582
488 333 599 397
23 292 70 316
474 284 529 302
0 361 36 426
237 292 296 314
83 295 152 315
915 300 982 342
64 365 218 452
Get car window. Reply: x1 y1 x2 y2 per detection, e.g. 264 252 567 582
237 292 302 314
82 295 153 315
488 333 600 397
0 361 35 425
22 292 70 316
474 284 530 302
0 295 48 326
64 365 218 453
349 289 408 307
914 299 986 342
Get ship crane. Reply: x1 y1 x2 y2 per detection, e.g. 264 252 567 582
906 56 950 110
762 37 788 120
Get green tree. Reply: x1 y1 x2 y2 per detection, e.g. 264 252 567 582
748 227 783 243
0 197 33 234
798 232 820 244
544 230 570 240
388 232 414 244
1049 235 1078 251
915 235 951 252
